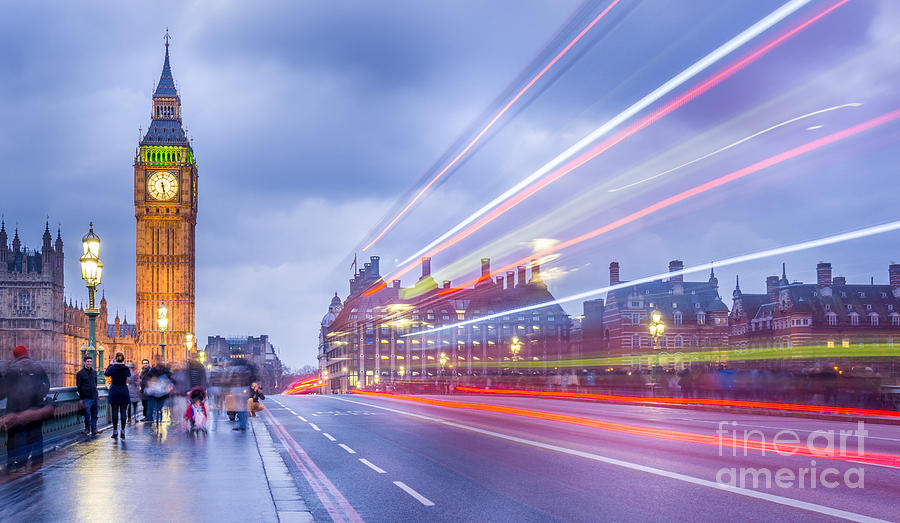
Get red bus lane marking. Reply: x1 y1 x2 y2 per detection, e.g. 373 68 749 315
264 410 364 522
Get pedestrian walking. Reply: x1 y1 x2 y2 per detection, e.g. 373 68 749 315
145 359 174 426
75 356 100 436
0 345 51 472
126 361 140 423
105 352 132 439
139 359 152 421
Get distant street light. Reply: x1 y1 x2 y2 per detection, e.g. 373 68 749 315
185 332 194 361
79 222 104 381
439 352 448 375
157 302 168 361
648 309 666 370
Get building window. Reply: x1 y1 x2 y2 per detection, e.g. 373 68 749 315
866 304 872 311
824 304 830 311
697 313 706 326
674 335 683 348
826 313 837 326
673 312 682 326
850 314 859 326
630 301 641 308
827 338 834 348
889 304 894 312
892 314 900 326
870 314 879 327
842 338 850 348
846 304 853 311
632 334 640 348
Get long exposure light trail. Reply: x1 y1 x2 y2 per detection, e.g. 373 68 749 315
351 391 900 467
454 387 900 419
398 0 816 267
606 102 862 193
360 0 622 252
403 217 900 337
433 107 900 297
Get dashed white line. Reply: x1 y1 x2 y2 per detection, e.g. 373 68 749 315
309 423 321 431
394 481 434 506
298 415 308 422
323 433 337 442
338 444 356 454
330 396 885 521
288 410 297 415
359 458 387 474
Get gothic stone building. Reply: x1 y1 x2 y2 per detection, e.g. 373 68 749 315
320 256 572 393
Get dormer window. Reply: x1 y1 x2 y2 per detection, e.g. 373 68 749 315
697 312 706 325
866 304 872 311
882 292 888 298
826 312 837 326
849 313 859 326
889 305 895 312
846 304 853 311
841 292 847 298
892 313 900 326
824 304 830 311
870 313 879 326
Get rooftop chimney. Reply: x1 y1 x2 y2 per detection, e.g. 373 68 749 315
669 260 684 295
890 264 900 297
496 276 505 288
506 271 515 290
833 276 846 286
481 258 491 278
766 275 779 303
392 279 401 289
442 280 451 289
530 259 543 284
517 265 527 287
816 262 832 287
609 262 620 285
420 257 431 279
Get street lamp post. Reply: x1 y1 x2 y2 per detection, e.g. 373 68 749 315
510 336 522 374
648 309 666 371
185 332 194 361
157 303 168 362
79 223 104 381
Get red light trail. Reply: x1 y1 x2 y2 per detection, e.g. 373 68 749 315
352 390 900 467
436 106 900 295
455 386 900 419
361 0 621 252
367 0 848 296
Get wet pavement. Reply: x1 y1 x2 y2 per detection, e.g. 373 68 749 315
0 410 284 522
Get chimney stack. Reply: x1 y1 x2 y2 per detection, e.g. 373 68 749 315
442 280 451 289
833 276 846 286
609 262 620 285
530 259 542 283
480 258 491 278
766 275 779 303
517 265 527 287
890 264 900 297
420 257 431 279
506 271 515 290
816 262 832 287
669 260 684 295
496 276 505 288
392 279 401 289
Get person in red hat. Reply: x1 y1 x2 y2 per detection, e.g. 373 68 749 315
1 345 51 472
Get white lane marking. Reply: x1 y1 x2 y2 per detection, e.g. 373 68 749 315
289 410 297 415
338 444 357 454
330 396 887 522
298 415 308 422
309 423 321 431
359 458 387 474
394 481 434 506
323 433 337 442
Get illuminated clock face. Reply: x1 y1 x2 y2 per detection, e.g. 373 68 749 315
147 171 178 201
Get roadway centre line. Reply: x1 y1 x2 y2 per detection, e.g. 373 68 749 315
359 458 387 474
393 481 435 506
298 415 308 422
289 410 297 415
309 423 321 431
329 396 886 522
338 444 357 454
323 433 337 442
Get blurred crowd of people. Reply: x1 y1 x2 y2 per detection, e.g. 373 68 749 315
1 344 268 474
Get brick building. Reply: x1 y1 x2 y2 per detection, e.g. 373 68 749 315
729 262 900 370
592 260 730 369
320 255 572 393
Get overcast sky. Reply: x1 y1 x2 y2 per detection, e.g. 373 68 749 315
2 1 899 368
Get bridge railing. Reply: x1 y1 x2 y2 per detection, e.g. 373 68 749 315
1 386 111 456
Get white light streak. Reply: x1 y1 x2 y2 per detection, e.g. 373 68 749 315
607 103 861 192
400 0 812 266
404 220 900 337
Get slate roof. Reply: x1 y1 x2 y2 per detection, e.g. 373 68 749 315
612 279 726 321
154 45 178 98
750 282 900 325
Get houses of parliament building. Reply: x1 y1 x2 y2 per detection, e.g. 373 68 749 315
1 38 198 386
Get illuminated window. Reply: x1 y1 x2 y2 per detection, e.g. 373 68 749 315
827 339 834 348
842 338 850 348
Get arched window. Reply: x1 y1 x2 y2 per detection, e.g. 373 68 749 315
826 312 837 326
673 311 682 326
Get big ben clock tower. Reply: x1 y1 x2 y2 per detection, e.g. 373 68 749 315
134 35 198 362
